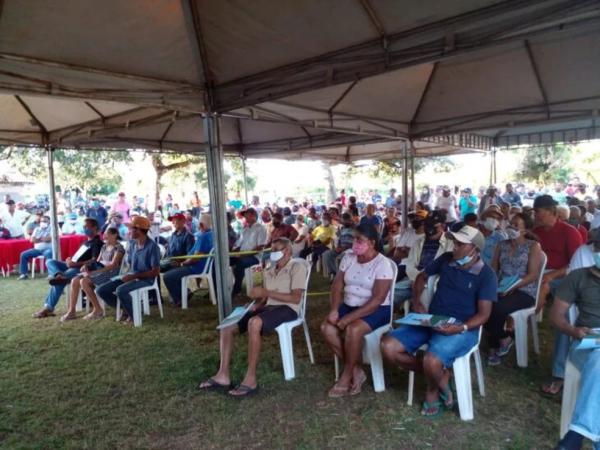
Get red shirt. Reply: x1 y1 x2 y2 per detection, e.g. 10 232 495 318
269 223 298 243
576 224 588 243
533 220 583 270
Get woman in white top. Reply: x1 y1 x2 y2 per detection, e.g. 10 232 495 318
321 224 394 397
291 214 308 257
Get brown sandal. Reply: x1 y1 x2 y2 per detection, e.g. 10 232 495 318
541 378 563 395
328 383 351 398
349 370 367 396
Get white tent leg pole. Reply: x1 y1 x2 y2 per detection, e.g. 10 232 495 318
402 142 409 231
46 146 61 260
204 114 231 322
242 156 249 207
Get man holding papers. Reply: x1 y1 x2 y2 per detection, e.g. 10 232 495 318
32 218 103 318
381 225 497 417
95 215 161 324
198 238 307 397
550 258 600 450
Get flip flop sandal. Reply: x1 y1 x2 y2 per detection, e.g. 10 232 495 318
328 383 351 398
197 378 233 391
439 382 456 409
421 400 443 417
60 314 78 322
349 370 368 396
229 384 259 398
541 380 564 396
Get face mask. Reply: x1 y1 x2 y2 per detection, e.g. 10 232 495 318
322 220 330 226
483 218 499 231
505 226 520 240
594 252 600 270
456 251 475 266
39 222 49 229
352 240 370 256
92 201 100 208
270 251 284 263
84 228 94 237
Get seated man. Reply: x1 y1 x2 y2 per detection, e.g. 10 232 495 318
550 262 600 450
479 205 507 266
32 218 103 318
269 212 299 244
18 215 53 280
321 212 355 276
381 225 496 417
299 212 336 268
61 212 84 235
230 208 268 297
95 216 161 324
24 210 44 238
198 238 307 397
160 212 195 272
1 199 24 238
163 213 214 306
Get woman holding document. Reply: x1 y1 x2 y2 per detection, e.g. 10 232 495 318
198 237 307 398
486 213 542 366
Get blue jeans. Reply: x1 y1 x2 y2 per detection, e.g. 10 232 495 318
322 249 342 275
394 279 412 309
43 260 80 311
163 266 194 304
95 278 154 319
568 343 600 447
230 256 259 297
19 248 52 275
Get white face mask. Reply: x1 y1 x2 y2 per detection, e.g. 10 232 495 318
39 222 49 229
270 250 284 263
483 217 499 231
505 226 520 240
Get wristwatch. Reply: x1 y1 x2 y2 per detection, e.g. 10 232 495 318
461 324 468 333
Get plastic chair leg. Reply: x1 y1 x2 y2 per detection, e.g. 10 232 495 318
560 360 581 438
207 277 217 305
530 314 540 355
453 355 474 421
407 371 415 406
474 350 485 397
513 314 529 368
364 336 386 393
155 287 164 318
116 298 122 321
276 325 295 380
302 321 315 364
245 267 253 296
403 300 410 317
132 293 143 327
181 277 189 309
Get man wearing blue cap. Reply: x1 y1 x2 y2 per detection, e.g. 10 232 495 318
61 212 84 235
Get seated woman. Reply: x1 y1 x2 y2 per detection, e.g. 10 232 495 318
485 212 542 365
60 227 126 321
320 224 394 397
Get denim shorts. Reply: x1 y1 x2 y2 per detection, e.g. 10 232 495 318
388 325 479 368
339 303 391 331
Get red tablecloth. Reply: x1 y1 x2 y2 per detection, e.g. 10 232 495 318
0 234 88 271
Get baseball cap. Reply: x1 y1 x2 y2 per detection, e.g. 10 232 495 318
130 215 150 230
449 225 485 251
533 195 558 209
412 210 428 220
68 212 78 220
168 213 186 221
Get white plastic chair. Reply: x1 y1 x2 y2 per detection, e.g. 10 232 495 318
274 258 315 380
30 255 46 278
116 277 164 327
334 257 397 393
245 252 264 295
509 251 547 367
406 275 485 421
560 305 581 438
180 254 216 308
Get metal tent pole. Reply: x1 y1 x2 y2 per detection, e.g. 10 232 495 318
204 113 231 321
492 149 498 185
241 156 249 207
410 141 416 211
46 146 61 260
402 142 409 231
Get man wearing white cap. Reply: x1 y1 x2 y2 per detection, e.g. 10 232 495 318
381 225 497 417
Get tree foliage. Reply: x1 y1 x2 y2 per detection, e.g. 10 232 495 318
516 144 573 185
0 147 132 194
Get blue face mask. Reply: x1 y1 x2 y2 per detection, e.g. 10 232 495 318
84 228 94 237
456 254 474 266
594 252 600 270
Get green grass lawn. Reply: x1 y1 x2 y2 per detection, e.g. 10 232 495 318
0 272 568 449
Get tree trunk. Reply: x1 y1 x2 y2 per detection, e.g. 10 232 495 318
322 162 337 204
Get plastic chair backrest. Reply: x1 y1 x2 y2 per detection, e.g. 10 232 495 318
202 248 215 275
567 304 579 326
427 274 440 304
291 258 312 320
386 256 398 326
533 251 548 309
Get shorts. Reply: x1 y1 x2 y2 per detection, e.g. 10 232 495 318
338 303 391 331
238 305 298 335
388 325 478 368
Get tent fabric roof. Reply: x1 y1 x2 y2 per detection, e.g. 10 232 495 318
0 0 599 155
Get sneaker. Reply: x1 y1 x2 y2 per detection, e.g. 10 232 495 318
488 352 502 366
497 338 514 357
18 274 28 280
